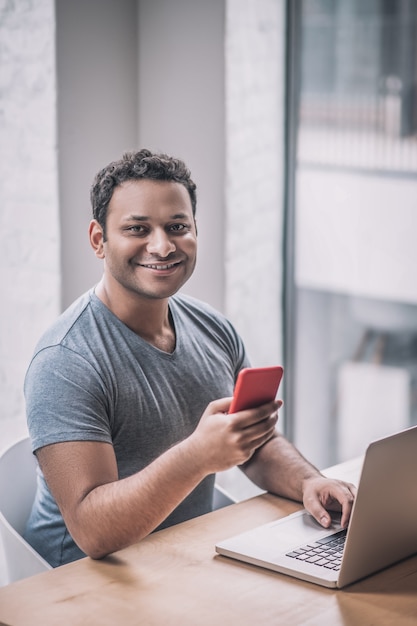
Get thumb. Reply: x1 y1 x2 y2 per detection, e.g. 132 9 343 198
209 396 233 415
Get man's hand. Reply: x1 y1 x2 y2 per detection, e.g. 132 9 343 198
240 432 357 528
301 475 357 529
188 397 281 473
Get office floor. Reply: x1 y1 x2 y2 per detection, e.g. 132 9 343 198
0 417 29 586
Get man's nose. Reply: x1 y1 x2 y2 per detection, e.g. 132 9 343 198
146 229 176 256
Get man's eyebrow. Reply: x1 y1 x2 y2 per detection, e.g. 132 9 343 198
170 213 190 220
122 215 148 222
122 213 190 222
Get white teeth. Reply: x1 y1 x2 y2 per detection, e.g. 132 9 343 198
144 263 175 270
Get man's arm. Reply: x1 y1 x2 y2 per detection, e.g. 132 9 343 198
241 432 356 529
36 397 280 559
36 437 207 560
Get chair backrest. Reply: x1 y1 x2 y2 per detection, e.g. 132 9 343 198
0 437 51 584
213 483 235 510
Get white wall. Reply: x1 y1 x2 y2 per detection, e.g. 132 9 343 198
217 0 287 499
225 0 285 368
0 0 60 428
57 0 139 310
137 0 226 311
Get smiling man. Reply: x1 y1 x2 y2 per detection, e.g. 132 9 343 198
24 149 356 567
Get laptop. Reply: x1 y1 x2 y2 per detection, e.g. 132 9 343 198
215 425 417 588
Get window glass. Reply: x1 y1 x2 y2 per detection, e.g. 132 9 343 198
289 0 417 467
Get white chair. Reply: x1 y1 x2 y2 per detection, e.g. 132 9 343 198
0 437 51 584
0 437 233 584
213 482 235 509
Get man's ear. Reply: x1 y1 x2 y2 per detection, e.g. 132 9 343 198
89 220 105 259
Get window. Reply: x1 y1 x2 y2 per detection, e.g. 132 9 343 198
286 0 417 467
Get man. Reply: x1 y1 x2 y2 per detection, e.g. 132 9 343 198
24 149 356 567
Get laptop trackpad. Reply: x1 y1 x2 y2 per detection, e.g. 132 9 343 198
219 510 343 561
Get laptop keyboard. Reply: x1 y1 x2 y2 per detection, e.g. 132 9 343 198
286 529 347 571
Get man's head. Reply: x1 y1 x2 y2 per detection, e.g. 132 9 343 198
90 149 197 240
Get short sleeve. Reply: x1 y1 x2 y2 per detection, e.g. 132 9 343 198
24 344 113 453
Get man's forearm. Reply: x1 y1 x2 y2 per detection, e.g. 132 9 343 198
40 438 208 561
241 432 321 502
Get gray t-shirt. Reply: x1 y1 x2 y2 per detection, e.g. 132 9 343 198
24 289 249 566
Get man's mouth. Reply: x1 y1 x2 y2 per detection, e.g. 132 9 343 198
139 261 180 270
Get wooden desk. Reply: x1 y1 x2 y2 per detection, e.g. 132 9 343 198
1 458 417 626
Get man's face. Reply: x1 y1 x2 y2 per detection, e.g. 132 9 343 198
96 179 197 301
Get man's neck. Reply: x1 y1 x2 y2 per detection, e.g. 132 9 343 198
95 279 176 353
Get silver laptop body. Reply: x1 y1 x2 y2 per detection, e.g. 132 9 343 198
215 425 417 588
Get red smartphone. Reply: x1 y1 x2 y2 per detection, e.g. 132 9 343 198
229 366 284 413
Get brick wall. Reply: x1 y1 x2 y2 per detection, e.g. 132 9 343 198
225 0 285 367
0 0 60 430
216 0 286 500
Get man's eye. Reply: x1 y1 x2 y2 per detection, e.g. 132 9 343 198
127 225 146 233
169 223 187 232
